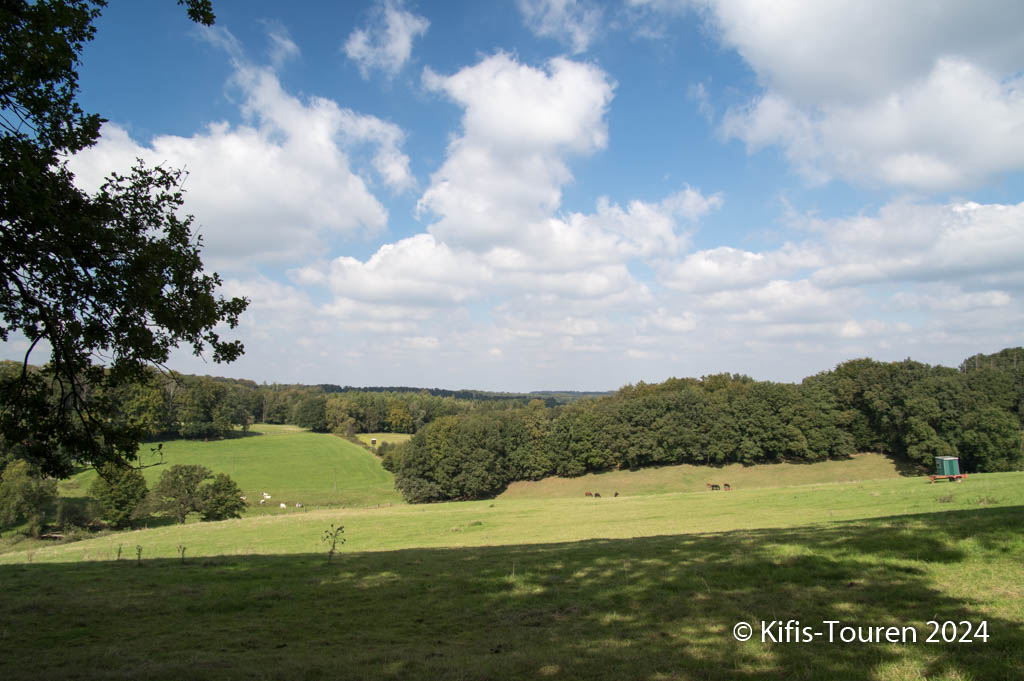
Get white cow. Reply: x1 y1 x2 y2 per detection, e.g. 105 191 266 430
295 503 303 509
280 503 286 509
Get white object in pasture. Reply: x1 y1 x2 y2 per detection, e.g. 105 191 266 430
296 503 303 508
280 503 286 509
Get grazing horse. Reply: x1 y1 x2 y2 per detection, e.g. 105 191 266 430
707 483 721 491
614 492 619 497
594 492 601 498
723 483 732 491
585 491 593 497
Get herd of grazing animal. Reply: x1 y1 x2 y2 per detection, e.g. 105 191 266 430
585 483 732 498
250 492 304 510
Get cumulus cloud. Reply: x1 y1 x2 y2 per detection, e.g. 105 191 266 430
658 243 821 292
301 234 491 305
407 53 721 297
344 0 429 78
518 0 603 54
639 0 1024 190
67 36 413 269
266 53 734 384
811 201 1024 287
418 53 615 255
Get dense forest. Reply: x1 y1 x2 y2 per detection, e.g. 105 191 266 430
2 348 1022 505
387 348 1024 502
0 362 543 443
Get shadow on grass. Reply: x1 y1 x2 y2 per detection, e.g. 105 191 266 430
221 429 265 440
1 507 1022 681
886 453 929 477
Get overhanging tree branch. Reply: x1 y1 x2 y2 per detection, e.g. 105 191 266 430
1 1 247 477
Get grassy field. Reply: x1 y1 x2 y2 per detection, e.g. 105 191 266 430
58 424 403 512
6 471 1022 563
3 444 1023 680
356 432 413 446
1 480 1021 679
501 452 904 498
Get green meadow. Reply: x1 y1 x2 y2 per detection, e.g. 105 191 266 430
2 431 1023 680
500 452 906 499
59 425 403 512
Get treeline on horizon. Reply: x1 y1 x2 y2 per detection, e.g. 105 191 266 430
317 384 605 404
3 348 1022 503
385 348 1024 502
0 362 552 443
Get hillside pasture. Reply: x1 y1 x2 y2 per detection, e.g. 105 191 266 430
501 452 905 499
58 424 403 513
1 496 1021 680
15 471 1023 563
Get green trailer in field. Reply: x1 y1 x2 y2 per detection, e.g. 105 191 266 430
930 456 967 483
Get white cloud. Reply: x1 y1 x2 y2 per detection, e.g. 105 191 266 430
419 52 679 267
518 0 603 54
643 308 698 333
344 0 429 79
68 46 413 269
700 279 851 323
418 52 615 252
889 286 1012 313
812 201 1024 287
659 201 1024 312
265 22 300 68
658 243 820 292
723 59 1024 189
308 234 491 305
277 52 732 381
642 0 1024 190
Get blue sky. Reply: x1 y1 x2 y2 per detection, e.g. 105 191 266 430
12 0 1024 391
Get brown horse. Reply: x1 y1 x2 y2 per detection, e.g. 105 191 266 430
723 483 732 491
706 483 721 491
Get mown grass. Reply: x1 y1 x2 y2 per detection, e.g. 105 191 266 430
1 504 1021 680
58 424 403 512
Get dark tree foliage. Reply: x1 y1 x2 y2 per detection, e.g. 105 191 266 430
292 394 328 432
198 472 245 521
0 459 57 534
150 464 212 524
0 0 246 478
149 464 244 523
393 350 1024 503
89 461 147 529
